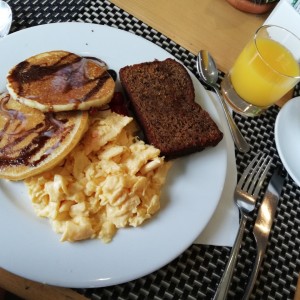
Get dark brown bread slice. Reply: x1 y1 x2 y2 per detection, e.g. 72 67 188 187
119 58 223 159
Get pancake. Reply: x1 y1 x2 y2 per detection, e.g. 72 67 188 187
6 50 115 112
0 93 89 181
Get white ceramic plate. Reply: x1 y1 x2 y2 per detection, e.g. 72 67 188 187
0 23 228 288
275 96 300 187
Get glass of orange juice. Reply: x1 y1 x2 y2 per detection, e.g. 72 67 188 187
221 25 300 117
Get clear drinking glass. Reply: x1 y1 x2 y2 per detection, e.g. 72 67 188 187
221 25 300 117
0 1 12 38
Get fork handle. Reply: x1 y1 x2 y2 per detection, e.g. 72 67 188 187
213 212 248 300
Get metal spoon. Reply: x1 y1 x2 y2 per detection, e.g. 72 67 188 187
0 0 12 38
196 50 250 153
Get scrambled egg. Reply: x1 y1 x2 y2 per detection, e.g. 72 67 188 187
25 110 171 243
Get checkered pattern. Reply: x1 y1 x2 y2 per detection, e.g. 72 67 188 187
7 0 87 32
6 0 300 299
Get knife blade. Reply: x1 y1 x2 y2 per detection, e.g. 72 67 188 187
243 168 285 300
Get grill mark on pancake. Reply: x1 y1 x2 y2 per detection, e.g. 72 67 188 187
81 72 111 102
0 95 74 168
8 54 112 105
9 54 79 94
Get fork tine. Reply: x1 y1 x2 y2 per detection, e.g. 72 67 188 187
251 156 272 198
248 154 269 193
243 153 266 192
237 152 262 189
238 152 272 197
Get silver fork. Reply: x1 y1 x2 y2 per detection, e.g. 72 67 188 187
213 152 272 300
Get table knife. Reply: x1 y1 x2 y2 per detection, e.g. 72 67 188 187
243 168 285 300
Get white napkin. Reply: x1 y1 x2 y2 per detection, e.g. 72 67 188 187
194 91 239 247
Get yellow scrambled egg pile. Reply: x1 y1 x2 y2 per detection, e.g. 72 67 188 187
25 110 171 243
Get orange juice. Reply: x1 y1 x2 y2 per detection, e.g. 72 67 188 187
230 38 300 107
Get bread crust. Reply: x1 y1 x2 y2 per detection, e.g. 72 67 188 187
119 58 223 159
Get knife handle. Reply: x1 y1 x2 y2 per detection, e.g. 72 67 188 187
242 199 272 300
242 248 264 300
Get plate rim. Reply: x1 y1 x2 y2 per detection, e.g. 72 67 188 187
0 22 229 288
275 96 300 187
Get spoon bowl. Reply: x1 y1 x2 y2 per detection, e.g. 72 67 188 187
197 51 219 85
196 50 250 153
0 0 12 38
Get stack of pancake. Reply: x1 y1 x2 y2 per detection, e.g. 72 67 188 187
0 50 116 181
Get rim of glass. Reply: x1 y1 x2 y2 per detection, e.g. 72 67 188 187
0 1 12 29
254 24 300 80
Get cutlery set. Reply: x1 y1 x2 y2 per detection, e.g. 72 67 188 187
196 50 286 299
213 153 285 300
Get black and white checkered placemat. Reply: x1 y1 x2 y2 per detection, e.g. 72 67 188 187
6 0 300 299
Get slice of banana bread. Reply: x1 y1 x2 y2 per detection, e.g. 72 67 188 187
119 58 223 159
